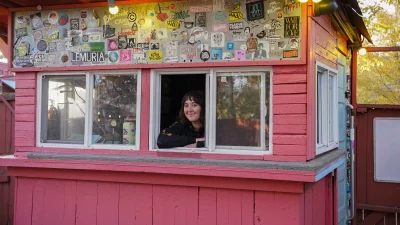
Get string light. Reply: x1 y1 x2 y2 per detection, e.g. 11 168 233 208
108 0 119 15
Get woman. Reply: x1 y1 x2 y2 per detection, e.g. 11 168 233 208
157 91 205 148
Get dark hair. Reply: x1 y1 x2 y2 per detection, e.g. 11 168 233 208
178 90 205 126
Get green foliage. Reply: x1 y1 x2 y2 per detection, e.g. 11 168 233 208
357 0 400 104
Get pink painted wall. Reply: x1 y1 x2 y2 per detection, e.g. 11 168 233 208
13 176 309 225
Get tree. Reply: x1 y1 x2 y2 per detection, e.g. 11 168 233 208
357 0 400 104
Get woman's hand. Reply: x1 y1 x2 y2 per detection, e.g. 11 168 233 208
184 138 206 148
196 138 205 142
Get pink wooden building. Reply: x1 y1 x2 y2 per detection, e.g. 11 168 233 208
0 0 371 224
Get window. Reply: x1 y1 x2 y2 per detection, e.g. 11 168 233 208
316 62 338 154
37 71 141 149
150 67 272 154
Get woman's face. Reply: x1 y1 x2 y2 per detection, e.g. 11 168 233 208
184 99 202 123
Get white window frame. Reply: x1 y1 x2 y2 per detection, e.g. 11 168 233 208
149 67 273 155
36 70 142 150
316 62 339 155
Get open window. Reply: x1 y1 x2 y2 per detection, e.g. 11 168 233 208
316 62 338 155
150 67 272 154
37 70 141 149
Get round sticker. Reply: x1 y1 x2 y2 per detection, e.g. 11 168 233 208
128 12 136 22
58 12 69 26
48 11 58 24
200 50 210 62
43 19 51 27
61 53 69 63
109 51 119 63
33 30 43 40
37 40 47 52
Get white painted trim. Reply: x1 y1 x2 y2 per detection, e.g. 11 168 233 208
36 70 142 150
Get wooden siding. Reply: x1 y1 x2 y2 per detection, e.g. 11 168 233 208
14 176 307 225
304 175 333 225
273 65 307 157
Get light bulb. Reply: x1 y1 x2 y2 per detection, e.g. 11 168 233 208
358 48 367 55
312 0 321 2
109 6 119 15
299 0 308 3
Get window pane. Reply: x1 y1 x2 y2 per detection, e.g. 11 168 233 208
41 75 86 144
317 72 323 145
216 72 262 147
92 74 138 145
329 75 335 142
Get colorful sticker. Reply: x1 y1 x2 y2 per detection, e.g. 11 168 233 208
235 49 246 60
48 11 58 24
283 49 298 58
246 1 265 21
190 5 212 12
212 24 228 32
223 52 234 60
148 50 163 62
109 51 119 63
180 46 197 61
211 48 222 60
284 16 300 38
226 42 234 50
89 34 101 42
107 39 118 51
195 12 207 27
120 49 132 63
229 4 243 21
127 38 136 48
31 13 44 30
167 19 180 29
58 12 69 26
37 40 48 52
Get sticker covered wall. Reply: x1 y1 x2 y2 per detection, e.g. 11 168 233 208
12 0 302 68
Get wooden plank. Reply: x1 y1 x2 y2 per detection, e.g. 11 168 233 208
241 190 254 225
15 121 35 131
14 137 35 147
254 192 275 225
5 103 14 154
15 178 34 225
304 184 313 225
63 180 77 225
15 105 35 114
273 115 307 125
0 184 9 225
15 89 35 97
17 80 36 89
76 181 98 225
217 189 242 225
273 135 307 145
97 182 119 225
274 125 307 135
15 113 35 122
32 180 45 225
273 74 307 84
315 44 338 65
315 24 337 54
312 16 335 36
273 145 306 156
42 179 66 225
0 105 5 155
356 112 368 204
16 72 36 80
312 180 326 225
274 84 307 95
15 130 34 139
15 97 35 105
276 193 304 225
274 94 307 104
274 104 306 115
153 185 198 225
273 65 307 74
119 183 152 225
198 188 217 225
359 212 387 225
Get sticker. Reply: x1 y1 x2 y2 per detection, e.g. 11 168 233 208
157 28 168 39
138 30 151 43
229 4 243 21
232 34 247 41
82 35 89 42
156 11 169 22
246 35 258 53
150 29 157 40
70 51 106 64
188 27 208 44
283 49 298 58
180 46 197 61
167 20 180 29
103 25 116 38
246 1 265 21
227 42 234 50
200 50 210 61
284 16 300 38
127 38 136 48
88 42 105 52
118 36 128 49
148 50 163 62
17 16 24 24
165 40 178 57
254 41 269 59
37 40 48 52
172 10 190 20
132 23 138 31
15 28 28 38
48 11 58 24
58 12 69 26
107 39 118 51
256 29 266 38
81 10 88 18
120 49 132 63
108 51 119 63
31 13 44 30
89 34 101 42
195 12 207 27
43 20 51 27
70 18 80 30
128 12 137 22
215 13 227 21
229 22 243 30
289 38 299 48
137 43 149 50
211 48 222 60
33 30 43 40
68 30 83 37
210 32 225 47
184 22 194 29
212 24 228 32
235 49 246 60
244 27 250 34
213 0 225 11
267 1 281 14
165 56 179 62
223 52 234 60
60 51 69 64
86 28 103 34
14 56 33 67
147 10 156 17
46 42 57 53
190 5 212 12
150 43 160 50
277 11 283 19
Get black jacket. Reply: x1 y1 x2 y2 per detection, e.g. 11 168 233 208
157 122 205 148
